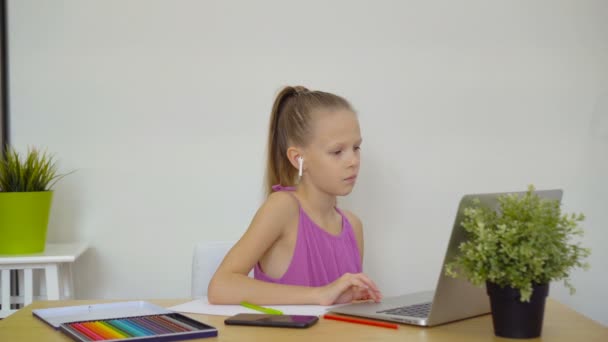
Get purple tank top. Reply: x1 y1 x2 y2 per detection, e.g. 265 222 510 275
254 184 363 287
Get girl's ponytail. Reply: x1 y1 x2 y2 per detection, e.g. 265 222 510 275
265 86 300 196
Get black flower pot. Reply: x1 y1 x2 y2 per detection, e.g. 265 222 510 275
486 281 549 339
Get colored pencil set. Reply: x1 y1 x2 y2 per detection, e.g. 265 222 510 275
33 301 217 342
61 313 216 341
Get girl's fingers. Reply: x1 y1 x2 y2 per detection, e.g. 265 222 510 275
347 274 382 301
329 273 383 304
357 274 380 292
348 280 379 302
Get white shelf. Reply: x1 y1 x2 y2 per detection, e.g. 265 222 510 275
0 242 89 265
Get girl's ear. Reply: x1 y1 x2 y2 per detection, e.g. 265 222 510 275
286 146 303 170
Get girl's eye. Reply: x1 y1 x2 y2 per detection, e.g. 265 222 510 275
333 150 342 155
354 146 361 151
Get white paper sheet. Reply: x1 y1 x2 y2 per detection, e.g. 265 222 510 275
168 297 341 316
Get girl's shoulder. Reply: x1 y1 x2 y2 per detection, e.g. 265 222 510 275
339 208 364 257
245 191 300 239
339 208 363 233
266 190 299 206
259 190 300 222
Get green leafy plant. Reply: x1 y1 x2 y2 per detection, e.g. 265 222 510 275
0 146 68 192
445 185 590 302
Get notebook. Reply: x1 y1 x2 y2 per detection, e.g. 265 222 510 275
330 189 563 326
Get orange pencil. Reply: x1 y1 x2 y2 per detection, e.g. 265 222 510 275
323 314 399 330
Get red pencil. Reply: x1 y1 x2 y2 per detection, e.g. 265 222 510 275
323 314 399 329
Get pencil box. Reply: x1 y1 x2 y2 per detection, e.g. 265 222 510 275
32 301 218 341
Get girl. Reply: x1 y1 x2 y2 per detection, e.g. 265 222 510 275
208 86 382 305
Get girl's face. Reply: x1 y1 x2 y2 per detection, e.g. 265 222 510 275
302 109 362 196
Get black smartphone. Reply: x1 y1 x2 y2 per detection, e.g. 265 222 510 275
224 313 318 328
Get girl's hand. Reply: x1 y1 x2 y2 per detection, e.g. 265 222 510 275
317 273 383 305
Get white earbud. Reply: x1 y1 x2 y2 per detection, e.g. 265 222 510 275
298 157 303 177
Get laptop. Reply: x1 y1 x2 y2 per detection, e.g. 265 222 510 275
330 189 563 326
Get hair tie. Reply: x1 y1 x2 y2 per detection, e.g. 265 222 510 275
293 86 308 96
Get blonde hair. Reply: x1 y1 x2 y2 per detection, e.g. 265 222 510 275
265 86 354 196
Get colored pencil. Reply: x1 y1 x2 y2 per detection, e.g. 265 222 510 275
70 323 105 341
323 314 399 329
108 319 150 337
131 316 172 334
99 320 129 338
240 301 283 315
122 318 156 336
148 315 189 332
63 323 95 341
81 321 122 339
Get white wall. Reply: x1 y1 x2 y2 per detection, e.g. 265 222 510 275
8 0 607 325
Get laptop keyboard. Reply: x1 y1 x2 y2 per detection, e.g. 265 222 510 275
377 302 432 318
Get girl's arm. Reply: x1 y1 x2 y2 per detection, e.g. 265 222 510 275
207 192 380 305
207 191 316 304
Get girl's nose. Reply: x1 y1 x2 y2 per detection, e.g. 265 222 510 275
350 153 360 168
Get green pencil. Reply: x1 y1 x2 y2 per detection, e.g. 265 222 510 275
240 301 283 315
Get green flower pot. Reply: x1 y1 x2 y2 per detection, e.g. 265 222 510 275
0 191 53 254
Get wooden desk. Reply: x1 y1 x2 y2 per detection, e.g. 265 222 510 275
0 299 605 341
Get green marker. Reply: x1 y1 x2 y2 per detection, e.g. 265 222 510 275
240 301 283 315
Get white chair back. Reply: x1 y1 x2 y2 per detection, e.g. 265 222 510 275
191 240 252 298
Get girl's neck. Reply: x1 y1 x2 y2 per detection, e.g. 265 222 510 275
294 182 337 218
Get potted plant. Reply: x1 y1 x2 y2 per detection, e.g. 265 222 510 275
445 185 590 339
0 146 68 254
